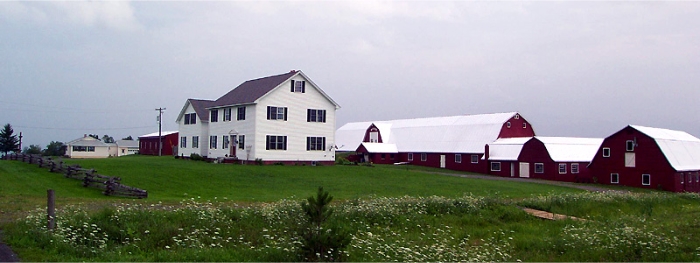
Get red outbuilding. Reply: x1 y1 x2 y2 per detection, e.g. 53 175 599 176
336 112 535 173
487 137 603 183
588 125 700 193
138 131 179 156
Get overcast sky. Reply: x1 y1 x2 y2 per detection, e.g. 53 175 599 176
2 1 699 149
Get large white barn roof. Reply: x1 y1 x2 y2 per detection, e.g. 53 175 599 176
336 112 519 154
631 125 700 172
536 137 603 162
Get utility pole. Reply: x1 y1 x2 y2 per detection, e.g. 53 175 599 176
156 108 166 156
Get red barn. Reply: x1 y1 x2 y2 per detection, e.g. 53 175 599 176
486 137 602 182
589 125 700 192
138 131 179 156
336 112 535 173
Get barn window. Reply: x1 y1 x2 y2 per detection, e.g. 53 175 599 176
210 110 218 122
455 154 462 163
514 114 520 119
192 136 199 148
380 154 385 160
559 163 567 174
491 162 501 172
180 137 187 148
603 147 610 157
421 153 427 162
611 173 619 184
642 174 651 186
571 163 579 174
535 163 544 173
408 153 413 161
523 122 527 129
626 140 635 151
471 155 479 164
696 173 699 183
506 122 511 128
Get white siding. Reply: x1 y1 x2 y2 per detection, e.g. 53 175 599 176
67 146 111 158
254 76 336 162
177 103 209 157
207 105 257 159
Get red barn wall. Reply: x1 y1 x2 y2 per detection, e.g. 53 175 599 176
498 115 536 139
139 133 179 156
589 126 686 192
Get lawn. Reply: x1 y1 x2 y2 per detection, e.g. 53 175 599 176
3 155 699 262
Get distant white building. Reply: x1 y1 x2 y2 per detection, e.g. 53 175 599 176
176 70 340 164
66 135 140 158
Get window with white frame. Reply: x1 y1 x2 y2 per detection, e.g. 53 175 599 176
559 163 567 174
266 106 287 120
642 174 651 186
307 109 326 123
306 137 325 151
238 135 245 150
491 162 501 171
223 136 229 149
455 154 462 163
421 153 427 162
180 137 187 148
603 147 610 157
523 122 527 129
408 153 413 161
506 122 511 128
192 136 199 148
291 80 305 93
471 155 479 164
210 110 218 122
571 163 579 174
514 114 520 119
535 163 544 173
223 108 232 121
210 135 217 149
184 113 197 125
626 140 635 151
611 173 619 184
266 135 287 150
237 107 246 121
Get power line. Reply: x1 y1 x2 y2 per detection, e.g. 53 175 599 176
0 101 156 113
13 125 154 131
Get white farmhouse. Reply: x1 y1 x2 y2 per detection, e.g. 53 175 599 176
176 70 340 164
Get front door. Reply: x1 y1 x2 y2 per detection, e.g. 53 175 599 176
230 135 237 158
440 155 446 168
519 162 530 178
510 163 515 177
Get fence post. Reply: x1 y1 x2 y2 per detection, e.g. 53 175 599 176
47 189 55 230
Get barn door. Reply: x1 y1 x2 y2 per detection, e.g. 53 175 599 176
625 153 636 167
519 162 530 178
440 155 446 168
510 163 515 177
369 132 379 143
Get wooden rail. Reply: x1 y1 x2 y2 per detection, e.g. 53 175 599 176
2 153 147 199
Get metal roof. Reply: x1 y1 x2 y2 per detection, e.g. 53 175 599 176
139 131 178 138
359 143 398 153
536 137 603 162
486 137 532 161
66 136 110 147
336 112 519 154
115 140 139 148
631 125 700 171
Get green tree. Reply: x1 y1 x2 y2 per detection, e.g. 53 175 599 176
122 135 134 140
299 187 351 262
22 144 42 155
43 141 66 156
102 135 115 143
0 123 19 155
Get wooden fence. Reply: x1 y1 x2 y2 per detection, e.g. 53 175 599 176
2 153 147 199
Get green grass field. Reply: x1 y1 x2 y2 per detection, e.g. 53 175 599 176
2 155 700 262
